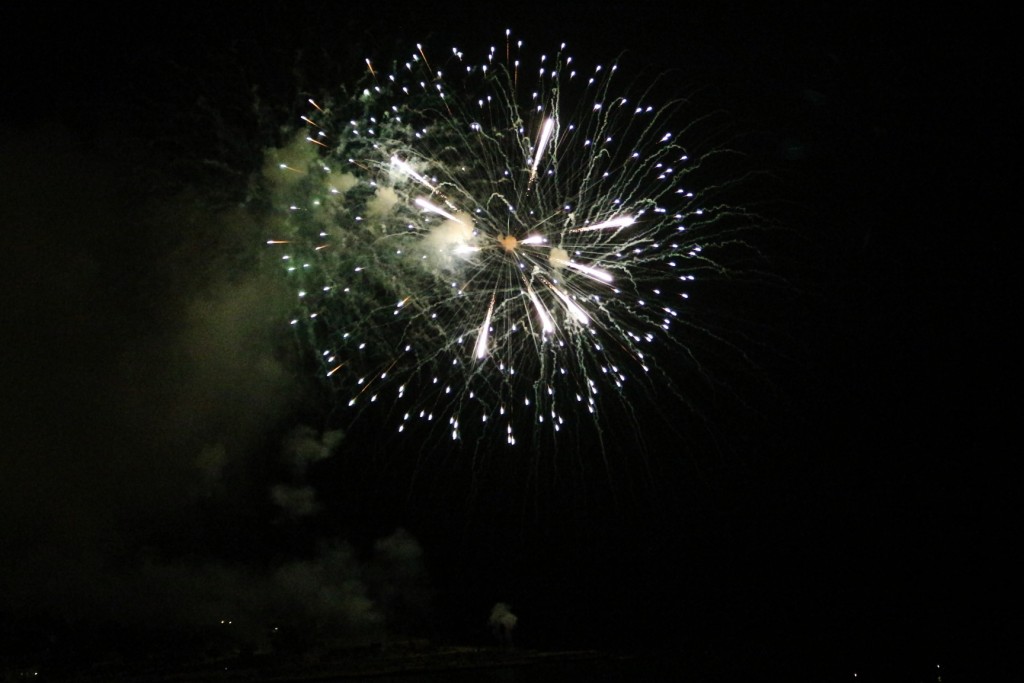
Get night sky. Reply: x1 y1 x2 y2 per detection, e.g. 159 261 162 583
1 3 1012 679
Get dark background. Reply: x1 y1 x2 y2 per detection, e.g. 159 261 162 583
1 2 1012 678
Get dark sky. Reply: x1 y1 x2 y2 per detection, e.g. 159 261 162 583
0 1 1012 673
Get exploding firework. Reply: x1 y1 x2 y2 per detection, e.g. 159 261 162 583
268 33 760 449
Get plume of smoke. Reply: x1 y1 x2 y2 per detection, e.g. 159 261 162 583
0 123 405 659
489 602 518 646
270 426 344 518
270 484 320 518
281 425 344 473
366 529 433 638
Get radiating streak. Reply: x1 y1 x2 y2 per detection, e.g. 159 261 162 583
414 197 464 223
565 261 614 283
550 285 590 324
570 216 636 232
474 296 496 359
529 118 555 185
391 156 436 191
527 285 556 335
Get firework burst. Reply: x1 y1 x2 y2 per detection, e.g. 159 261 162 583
268 32 758 449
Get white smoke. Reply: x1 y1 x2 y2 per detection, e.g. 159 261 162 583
421 211 478 271
270 484 320 518
366 185 399 217
270 426 343 518
489 602 518 646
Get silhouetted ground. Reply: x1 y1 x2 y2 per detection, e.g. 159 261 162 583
4 638 966 682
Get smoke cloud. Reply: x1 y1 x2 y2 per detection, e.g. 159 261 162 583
489 602 518 645
0 122 430 655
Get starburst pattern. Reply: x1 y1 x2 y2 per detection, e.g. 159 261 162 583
269 33 757 447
